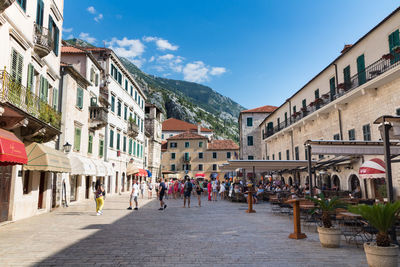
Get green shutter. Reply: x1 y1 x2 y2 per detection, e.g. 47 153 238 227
99 140 104 157
389 30 400 63
137 143 139 157
52 88 58 110
74 128 81 151
357 54 366 85
123 136 127 152
109 129 114 148
27 64 34 91
129 139 132 154
133 141 136 155
88 134 93 154
76 88 83 109
329 77 336 100
11 49 23 83
36 0 44 26
343 65 351 88
116 133 120 150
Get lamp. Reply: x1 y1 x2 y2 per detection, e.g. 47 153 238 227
63 142 72 153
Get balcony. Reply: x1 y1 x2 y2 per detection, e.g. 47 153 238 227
127 121 139 138
0 0 14 14
182 156 191 163
263 54 400 139
33 23 53 58
89 106 108 130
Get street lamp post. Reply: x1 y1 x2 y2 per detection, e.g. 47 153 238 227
63 142 72 153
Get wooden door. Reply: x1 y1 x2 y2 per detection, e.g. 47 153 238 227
0 166 12 222
38 172 46 209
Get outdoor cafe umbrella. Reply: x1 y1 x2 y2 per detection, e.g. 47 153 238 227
359 158 385 179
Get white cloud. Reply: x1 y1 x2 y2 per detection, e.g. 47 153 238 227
106 37 145 59
67 34 74 39
158 54 175 61
130 58 146 68
210 67 226 76
143 36 178 51
94 13 103 23
79 32 96 44
149 56 155 62
87 6 96 14
182 61 210 83
63 27 73 33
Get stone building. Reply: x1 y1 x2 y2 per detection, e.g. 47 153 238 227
259 7 400 199
161 131 239 180
145 104 163 183
0 0 67 222
239 105 277 160
162 118 213 141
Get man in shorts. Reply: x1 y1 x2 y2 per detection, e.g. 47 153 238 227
158 178 167 210
127 179 139 210
183 176 193 208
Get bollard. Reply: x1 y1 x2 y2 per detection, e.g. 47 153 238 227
246 184 256 213
287 199 307 239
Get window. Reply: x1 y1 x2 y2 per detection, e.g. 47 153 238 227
295 146 299 160
343 65 351 88
396 108 400 116
117 100 122 117
293 106 296 114
130 86 133 96
90 97 97 107
128 139 132 154
117 72 122 85
198 164 203 171
95 74 99 86
137 143 140 157
184 152 190 161
284 112 288 125
52 88 58 110
99 139 104 157
76 87 83 109
357 54 366 85
116 133 120 150
348 129 356 141
125 80 128 91
272 154 275 160
111 95 115 112
27 64 34 92
199 141 203 147
133 141 136 155
212 164 217 171
248 156 254 160
36 0 44 25
314 89 320 99
333 133 340 140
185 142 190 148
124 105 128 120
286 149 290 160
171 153 175 159
170 142 177 148
48 16 60 56
109 129 114 148
213 152 217 159
198 152 203 159
389 29 400 63
162 134 164 139
88 132 93 154
135 90 138 102
17 0 27 11
23 170 30 194
302 99 307 110
74 128 81 151
227 152 231 159
247 136 253 146
247 117 253 127
278 152 282 160
10 49 23 84
171 164 176 171
363 124 371 141
329 77 336 100
123 136 127 152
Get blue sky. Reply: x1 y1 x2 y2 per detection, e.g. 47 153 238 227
63 0 399 109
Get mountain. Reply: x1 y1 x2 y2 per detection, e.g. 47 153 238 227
65 39 245 142
64 38 95 48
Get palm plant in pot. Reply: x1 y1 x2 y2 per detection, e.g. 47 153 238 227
307 193 345 248
349 202 400 267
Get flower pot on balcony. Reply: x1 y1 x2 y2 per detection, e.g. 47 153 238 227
322 93 330 99
364 242 398 267
393 46 400 54
382 53 394 60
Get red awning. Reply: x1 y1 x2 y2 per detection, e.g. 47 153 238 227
0 129 27 165
359 158 385 179
195 173 205 178
135 169 148 177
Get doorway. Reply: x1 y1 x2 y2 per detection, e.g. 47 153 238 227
52 174 57 208
38 172 46 209
115 172 119 193
85 176 90 199
0 166 12 222
121 173 125 192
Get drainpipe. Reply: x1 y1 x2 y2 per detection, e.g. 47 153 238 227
338 109 343 140
288 99 292 124
57 67 66 150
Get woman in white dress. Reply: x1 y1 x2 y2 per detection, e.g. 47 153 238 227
219 182 226 200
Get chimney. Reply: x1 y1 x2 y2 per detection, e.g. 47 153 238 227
197 122 201 135
341 44 352 54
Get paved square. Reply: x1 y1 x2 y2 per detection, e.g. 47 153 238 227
0 194 369 266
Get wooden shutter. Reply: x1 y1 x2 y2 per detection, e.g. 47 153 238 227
36 0 44 26
343 66 351 88
44 79 49 102
76 88 83 108
27 64 34 91
99 140 104 157
10 49 23 83
88 134 93 154
74 128 81 151
329 77 336 100
52 88 58 110
357 54 366 85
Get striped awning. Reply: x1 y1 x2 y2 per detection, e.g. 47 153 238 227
24 143 71 173
359 158 386 179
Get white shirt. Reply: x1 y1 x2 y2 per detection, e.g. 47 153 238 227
133 184 139 197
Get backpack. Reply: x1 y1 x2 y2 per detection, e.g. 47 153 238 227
186 182 193 192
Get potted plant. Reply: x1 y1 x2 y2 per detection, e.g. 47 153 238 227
349 202 400 267
322 93 330 99
393 46 400 54
382 53 394 60
337 83 345 89
307 193 345 248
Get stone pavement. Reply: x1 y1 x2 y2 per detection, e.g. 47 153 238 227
0 194 369 266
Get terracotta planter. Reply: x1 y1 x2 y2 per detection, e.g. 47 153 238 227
364 242 398 267
317 226 341 248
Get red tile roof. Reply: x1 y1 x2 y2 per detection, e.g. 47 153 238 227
167 131 208 140
161 141 167 151
162 118 212 132
61 46 86 54
241 105 278 113
208 140 239 150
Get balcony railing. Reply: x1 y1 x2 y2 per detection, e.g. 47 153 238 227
89 106 108 129
33 23 53 58
263 54 400 139
182 156 191 163
0 70 61 129
127 121 139 138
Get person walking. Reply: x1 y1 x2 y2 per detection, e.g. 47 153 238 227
148 181 153 199
195 180 202 207
212 180 218 201
219 181 226 200
158 178 167 210
127 179 139 210
95 184 105 215
207 180 212 201
183 177 192 208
